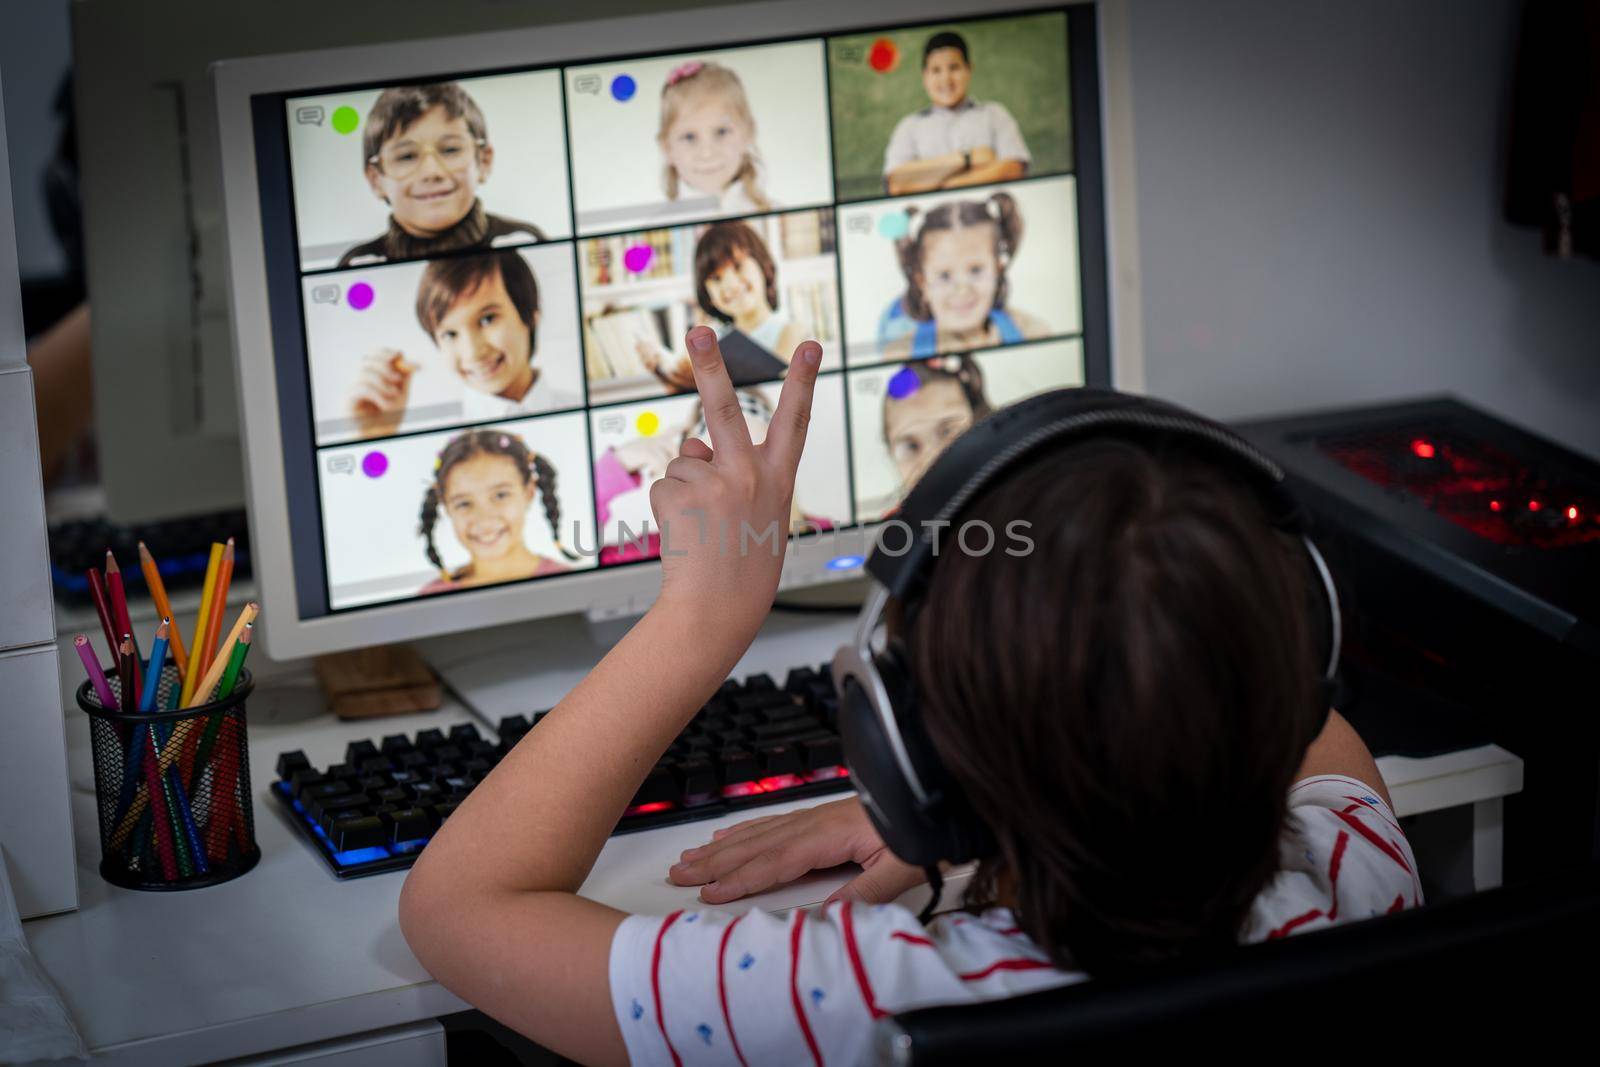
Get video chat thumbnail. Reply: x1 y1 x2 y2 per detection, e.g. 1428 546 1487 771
837 175 1081 367
588 376 851 566
565 41 834 235
301 244 584 447
578 209 843 405
285 69 573 271
318 412 598 611
849 338 1085 521
826 10 1074 203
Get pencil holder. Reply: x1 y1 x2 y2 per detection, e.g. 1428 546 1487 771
76 662 260 890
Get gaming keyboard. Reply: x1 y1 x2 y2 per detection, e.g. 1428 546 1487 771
49 508 252 603
273 664 852 878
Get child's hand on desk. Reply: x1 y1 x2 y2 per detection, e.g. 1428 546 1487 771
349 348 417 438
668 797 927 904
649 325 821 639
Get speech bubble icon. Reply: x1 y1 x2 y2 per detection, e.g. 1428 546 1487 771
574 73 601 95
311 284 340 305
599 413 626 435
327 454 356 475
295 105 326 126
846 213 872 236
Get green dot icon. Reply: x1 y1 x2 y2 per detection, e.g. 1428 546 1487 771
331 106 360 134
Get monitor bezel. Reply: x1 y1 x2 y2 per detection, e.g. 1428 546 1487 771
214 0 1118 659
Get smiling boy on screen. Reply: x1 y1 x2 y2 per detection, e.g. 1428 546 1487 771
338 82 547 268
348 252 580 438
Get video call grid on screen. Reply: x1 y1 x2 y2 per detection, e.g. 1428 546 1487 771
255 4 1102 618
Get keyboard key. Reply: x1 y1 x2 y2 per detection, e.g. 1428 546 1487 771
415 728 446 750
330 815 387 852
276 751 310 780
385 807 432 844
448 723 482 745
380 734 414 755
497 714 531 741
758 744 804 777
801 737 845 771
345 740 380 766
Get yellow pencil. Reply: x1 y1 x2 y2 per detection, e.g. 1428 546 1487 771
179 543 224 706
185 601 259 709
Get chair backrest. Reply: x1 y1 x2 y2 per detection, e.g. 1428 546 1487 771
875 866 1600 1063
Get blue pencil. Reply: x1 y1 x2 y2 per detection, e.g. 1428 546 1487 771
141 620 209 875
139 620 170 713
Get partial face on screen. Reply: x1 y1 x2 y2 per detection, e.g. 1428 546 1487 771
922 47 972 109
440 452 535 564
885 378 975 489
430 269 537 398
366 105 493 237
661 97 752 198
917 224 1002 335
703 253 771 322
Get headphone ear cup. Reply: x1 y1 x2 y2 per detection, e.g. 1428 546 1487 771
838 650 949 870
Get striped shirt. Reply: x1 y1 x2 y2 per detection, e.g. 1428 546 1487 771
609 776 1421 1065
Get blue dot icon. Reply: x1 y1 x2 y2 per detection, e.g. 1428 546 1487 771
611 74 637 102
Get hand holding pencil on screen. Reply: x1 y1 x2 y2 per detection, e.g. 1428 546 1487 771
350 348 418 438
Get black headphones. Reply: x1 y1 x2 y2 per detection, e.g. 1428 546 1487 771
831 387 1342 875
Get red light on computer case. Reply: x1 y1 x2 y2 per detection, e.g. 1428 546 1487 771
1410 439 1436 459
1568 506 1580 522
1489 500 1502 512
1528 499 1542 512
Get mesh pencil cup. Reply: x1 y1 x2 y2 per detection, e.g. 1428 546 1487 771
76 661 260 890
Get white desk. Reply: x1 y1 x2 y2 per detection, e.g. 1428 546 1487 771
23 608 1522 1066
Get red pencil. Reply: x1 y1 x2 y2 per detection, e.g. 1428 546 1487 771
105 551 144 696
85 568 118 663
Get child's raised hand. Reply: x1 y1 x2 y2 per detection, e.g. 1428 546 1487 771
350 348 417 439
649 325 821 637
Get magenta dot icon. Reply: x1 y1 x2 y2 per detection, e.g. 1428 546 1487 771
347 282 375 311
623 245 654 274
361 451 388 478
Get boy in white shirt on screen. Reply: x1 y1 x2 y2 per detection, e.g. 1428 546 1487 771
396 327 1421 1065
349 252 581 438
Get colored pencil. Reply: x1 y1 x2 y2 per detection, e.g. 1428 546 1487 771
180 543 224 706
139 619 170 713
117 636 136 713
186 601 259 709
196 538 235 684
190 624 253 788
105 551 143 697
138 542 189 676
74 634 118 709
85 568 118 662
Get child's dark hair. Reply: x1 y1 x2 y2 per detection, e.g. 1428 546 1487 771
416 252 539 349
896 193 1022 321
364 82 488 168
417 430 577 578
922 31 970 66
904 436 1326 975
880 356 992 442
694 222 779 324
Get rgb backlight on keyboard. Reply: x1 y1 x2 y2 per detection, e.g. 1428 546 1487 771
274 665 852 878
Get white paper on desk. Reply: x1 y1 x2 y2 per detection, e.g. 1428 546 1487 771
0 850 86 1062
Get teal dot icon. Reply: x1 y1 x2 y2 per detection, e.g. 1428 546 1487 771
877 212 910 239
331 106 360 135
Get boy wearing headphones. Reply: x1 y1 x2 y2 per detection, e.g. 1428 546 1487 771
399 328 1418 1065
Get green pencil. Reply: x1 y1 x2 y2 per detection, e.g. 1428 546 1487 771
190 625 253 791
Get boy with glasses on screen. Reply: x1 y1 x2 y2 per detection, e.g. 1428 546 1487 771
338 82 548 268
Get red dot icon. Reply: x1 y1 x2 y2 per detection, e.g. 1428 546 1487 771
868 38 899 73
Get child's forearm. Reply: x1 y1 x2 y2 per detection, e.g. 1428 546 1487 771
407 601 756 897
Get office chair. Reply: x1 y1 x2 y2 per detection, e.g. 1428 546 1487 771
874 866 1600 1063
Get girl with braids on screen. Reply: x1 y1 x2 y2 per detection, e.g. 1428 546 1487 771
883 191 1049 360
416 429 577 594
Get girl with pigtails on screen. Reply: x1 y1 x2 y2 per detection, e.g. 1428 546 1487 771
656 61 775 216
416 429 577 594
883 355 991 501
883 190 1050 359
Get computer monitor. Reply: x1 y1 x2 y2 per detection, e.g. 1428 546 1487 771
214 0 1116 660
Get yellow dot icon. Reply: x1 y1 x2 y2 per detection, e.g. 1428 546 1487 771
636 411 660 436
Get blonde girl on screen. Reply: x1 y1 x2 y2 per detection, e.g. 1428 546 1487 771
657 61 774 215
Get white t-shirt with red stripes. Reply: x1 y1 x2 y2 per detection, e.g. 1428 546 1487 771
608 775 1421 1066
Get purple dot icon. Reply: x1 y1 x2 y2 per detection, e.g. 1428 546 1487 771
347 282 375 311
361 451 388 478
623 245 653 274
887 366 922 399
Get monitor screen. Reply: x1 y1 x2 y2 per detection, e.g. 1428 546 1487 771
245 4 1105 621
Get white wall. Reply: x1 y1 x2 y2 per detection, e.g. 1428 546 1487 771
1127 0 1600 460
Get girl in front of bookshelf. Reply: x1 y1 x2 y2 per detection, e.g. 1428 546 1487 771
657 61 774 216
416 429 576 594
881 355 992 509
883 191 1050 360
637 221 806 391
